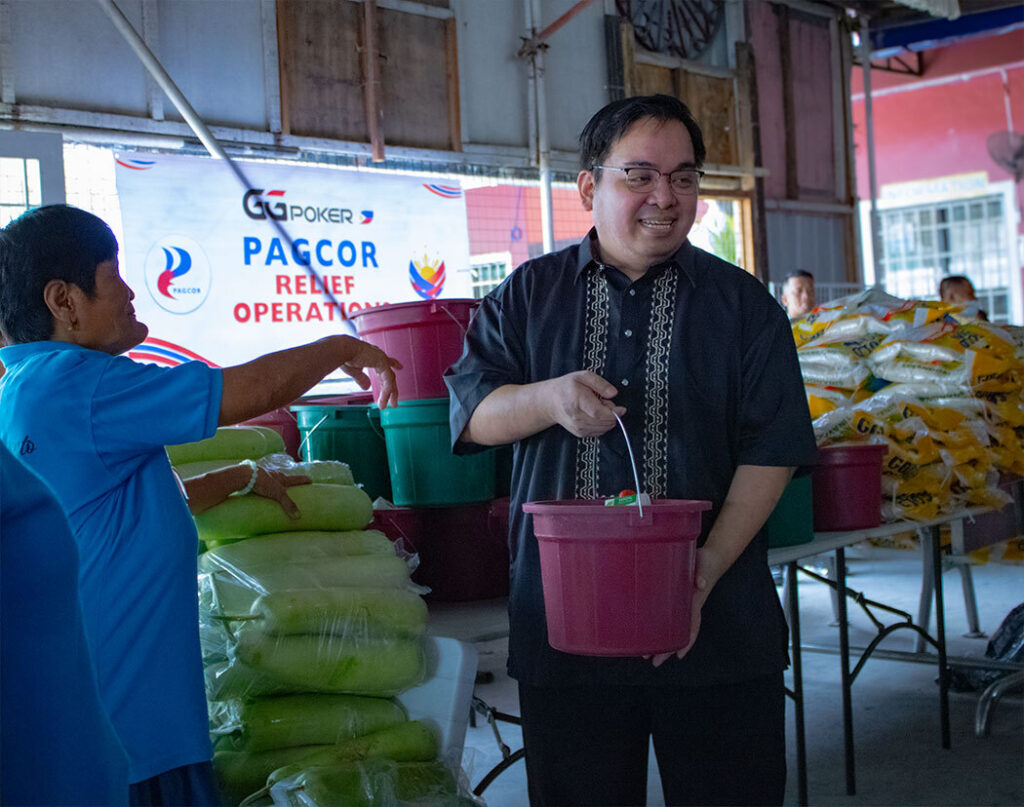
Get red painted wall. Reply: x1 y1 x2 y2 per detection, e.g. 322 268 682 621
465 184 593 267
851 30 1024 216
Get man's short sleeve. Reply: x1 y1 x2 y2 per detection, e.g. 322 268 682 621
444 290 526 453
92 357 223 464
736 305 817 468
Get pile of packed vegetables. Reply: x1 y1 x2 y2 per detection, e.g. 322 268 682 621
169 427 476 806
793 289 1024 522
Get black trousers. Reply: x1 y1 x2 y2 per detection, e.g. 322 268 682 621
517 672 786 807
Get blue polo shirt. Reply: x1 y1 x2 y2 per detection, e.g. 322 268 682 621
0 341 222 783
1 440 130 805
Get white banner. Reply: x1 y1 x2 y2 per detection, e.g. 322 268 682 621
114 152 472 392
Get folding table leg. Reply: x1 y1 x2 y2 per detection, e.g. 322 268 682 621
928 525 951 749
836 546 855 795
786 561 808 807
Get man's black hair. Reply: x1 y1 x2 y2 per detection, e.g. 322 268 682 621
578 94 707 174
0 204 118 344
785 270 814 281
939 275 974 298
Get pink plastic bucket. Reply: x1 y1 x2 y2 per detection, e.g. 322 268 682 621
349 299 479 401
812 444 886 531
523 499 711 657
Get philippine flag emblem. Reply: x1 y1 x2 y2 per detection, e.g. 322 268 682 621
409 255 446 300
360 210 374 224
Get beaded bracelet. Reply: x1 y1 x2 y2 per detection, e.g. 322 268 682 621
229 459 260 497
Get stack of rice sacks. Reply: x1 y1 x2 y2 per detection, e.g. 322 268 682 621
169 426 468 806
793 289 1024 523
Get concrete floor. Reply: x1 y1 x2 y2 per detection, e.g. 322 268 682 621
428 548 1024 806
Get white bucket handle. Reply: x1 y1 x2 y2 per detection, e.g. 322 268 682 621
299 412 331 461
435 301 471 338
612 411 644 519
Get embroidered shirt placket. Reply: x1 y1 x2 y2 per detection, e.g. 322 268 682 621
575 266 611 499
642 269 678 499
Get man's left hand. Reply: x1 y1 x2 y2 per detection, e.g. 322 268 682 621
647 546 720 667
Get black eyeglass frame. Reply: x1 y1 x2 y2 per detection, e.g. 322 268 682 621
592 165 705 195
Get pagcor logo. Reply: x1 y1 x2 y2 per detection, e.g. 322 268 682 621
143 236 211 315
242 189 368 225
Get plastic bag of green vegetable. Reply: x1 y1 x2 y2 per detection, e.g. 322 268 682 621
267 759 477 807
198 555 414 616
194 484 372 543
167 425 283 465
199 529 394 572
211 694 408 753
234 629 426 696
213 743 331 806
246 587 428 639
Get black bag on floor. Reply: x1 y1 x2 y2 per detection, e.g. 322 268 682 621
949 602 1024 692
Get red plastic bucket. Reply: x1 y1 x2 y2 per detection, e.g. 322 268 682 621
523 499 711 657
812 444 886 531
370 500 511 602
349 299 479 401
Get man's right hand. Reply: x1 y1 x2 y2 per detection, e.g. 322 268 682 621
543 371 626 438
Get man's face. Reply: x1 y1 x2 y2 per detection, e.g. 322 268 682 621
782 277 816 318
577 117 698 280
943 281 977 304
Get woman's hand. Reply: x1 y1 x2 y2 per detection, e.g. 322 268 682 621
337 336 402 409
251 469 311 519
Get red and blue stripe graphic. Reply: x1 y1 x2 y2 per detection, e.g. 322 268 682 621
423 184 462 199
128 337 218 368
115 157 156 170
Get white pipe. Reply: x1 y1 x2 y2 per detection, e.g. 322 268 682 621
525 0 537 167
94 0 357 333
859 15 883 289
531 0 554 254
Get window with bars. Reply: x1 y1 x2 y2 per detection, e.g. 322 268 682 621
878 195 1011 323
470 260 510 299
0 157 42 226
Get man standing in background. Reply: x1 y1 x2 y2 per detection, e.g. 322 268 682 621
782 269 817 319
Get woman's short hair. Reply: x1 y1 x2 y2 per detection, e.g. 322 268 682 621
578 93 707 174
0 205 118 344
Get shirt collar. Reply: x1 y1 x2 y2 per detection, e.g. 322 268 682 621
0 340 89 367
574 228 699 289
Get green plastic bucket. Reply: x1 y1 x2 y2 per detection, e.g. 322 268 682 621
379 398 495 506
765 474 815 548
291 405 392 501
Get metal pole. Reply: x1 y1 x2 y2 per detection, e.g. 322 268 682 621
362 0 386 161
858 14 883 289
536 0 598 41
94 0 356 333
531 0 554 254
524 0 537 167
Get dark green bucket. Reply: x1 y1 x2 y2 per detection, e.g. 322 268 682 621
379 398 495 506
765 474 815 548
291 405 392 501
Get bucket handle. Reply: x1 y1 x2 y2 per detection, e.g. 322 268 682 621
299 413 331 461
366 408 387 441
612 411 645 519
435 302 471 338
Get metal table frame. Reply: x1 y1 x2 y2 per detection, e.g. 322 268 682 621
767 509 996 805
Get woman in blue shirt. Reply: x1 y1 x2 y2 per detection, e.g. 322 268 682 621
0 204 400 806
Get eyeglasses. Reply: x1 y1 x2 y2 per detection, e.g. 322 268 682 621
593 165 704 196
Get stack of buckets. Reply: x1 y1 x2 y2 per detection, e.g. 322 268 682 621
292 300 510 601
